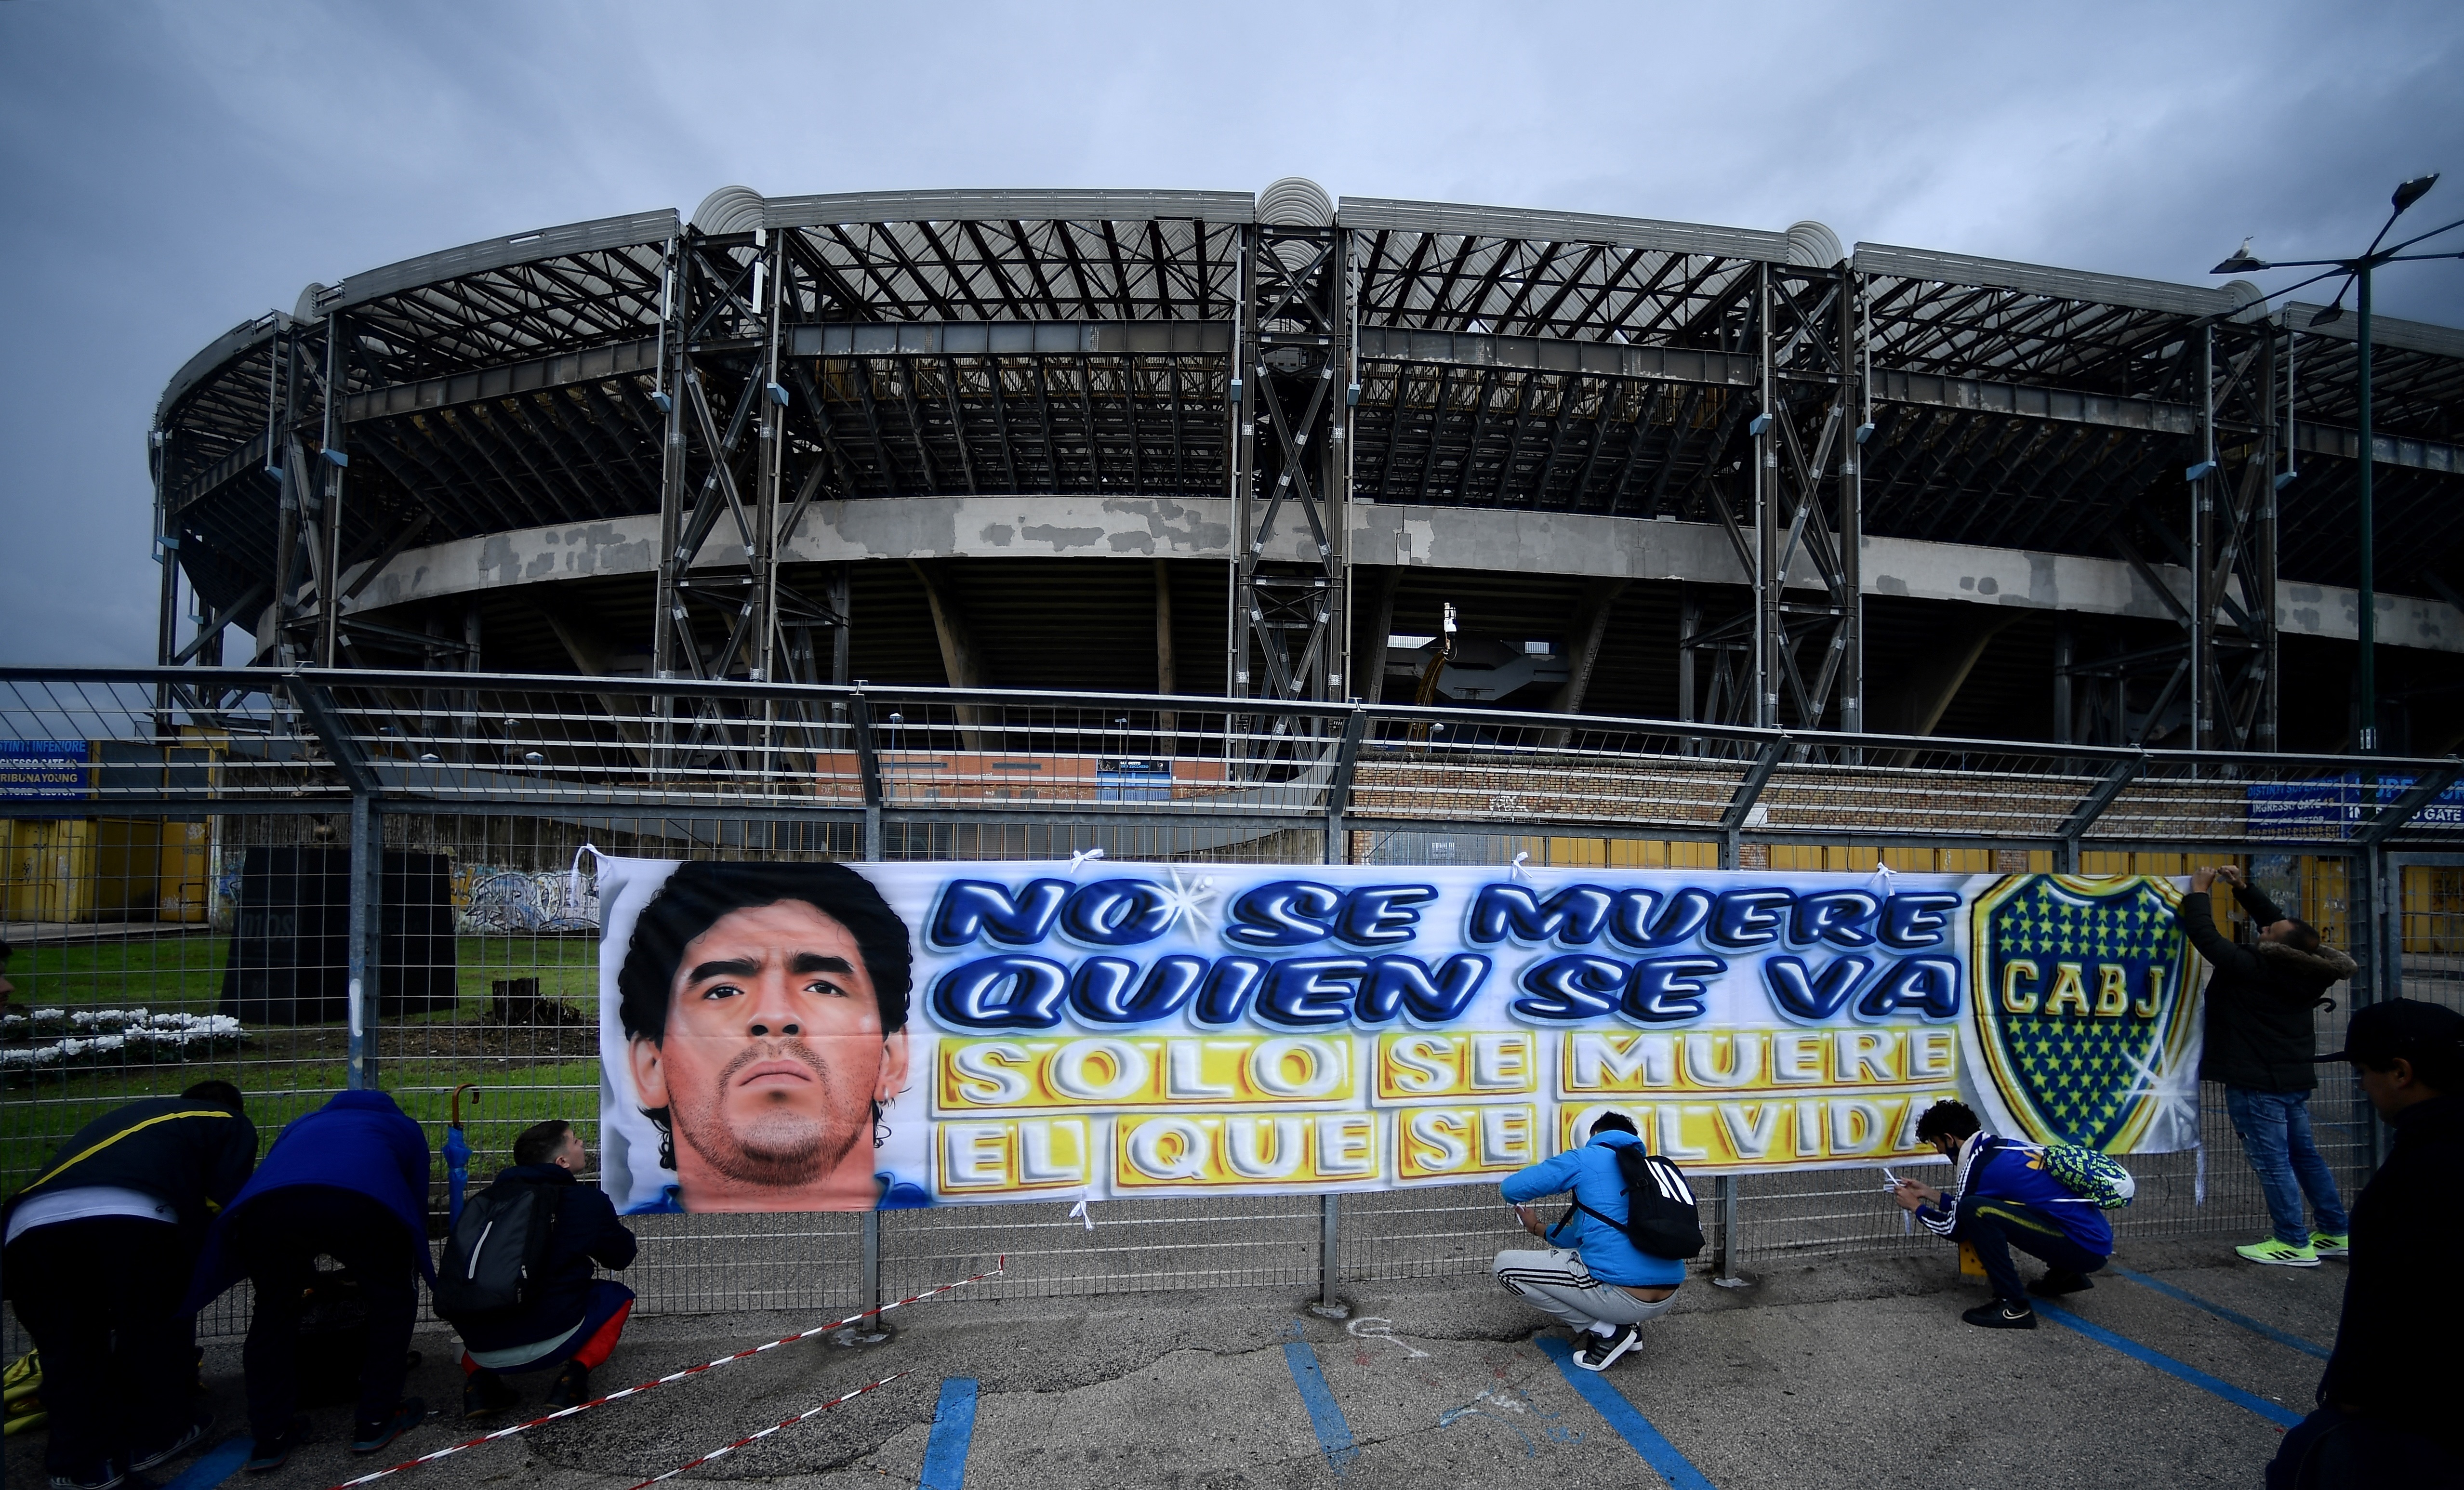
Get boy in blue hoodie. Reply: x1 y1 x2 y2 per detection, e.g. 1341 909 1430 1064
1892 1099 2114 1330
1494 1112 1686 1371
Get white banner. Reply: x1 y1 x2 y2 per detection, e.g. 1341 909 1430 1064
594 859 2204 1213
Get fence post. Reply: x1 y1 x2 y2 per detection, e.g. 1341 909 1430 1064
852 689 887 1311
1313 733 1357 1316
2356 841 2390 1173
1711 1174 1749 1288
851 690 884 862
1324 708 1365 860
862 1210 883 1311
346 793 383 1091
291 676 383 1091
1318 1194 1344 1315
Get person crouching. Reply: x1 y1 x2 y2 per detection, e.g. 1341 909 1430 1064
1492 1112 1683 1371
1892 1099 2114 1329
444 1120 638 1417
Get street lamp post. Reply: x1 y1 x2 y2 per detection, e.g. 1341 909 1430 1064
2213 173 2462 753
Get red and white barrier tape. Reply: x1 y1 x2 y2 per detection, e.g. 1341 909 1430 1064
327 1256 1004 1489
623 1369 914 1489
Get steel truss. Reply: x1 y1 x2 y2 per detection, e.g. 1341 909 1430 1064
2063 319 2280 750
1678 260 1865 732
1232 220 1351 710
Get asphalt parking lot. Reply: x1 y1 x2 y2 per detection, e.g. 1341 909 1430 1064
8 1233 2340 1490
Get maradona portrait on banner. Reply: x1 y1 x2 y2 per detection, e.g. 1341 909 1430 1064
596 859 931 1213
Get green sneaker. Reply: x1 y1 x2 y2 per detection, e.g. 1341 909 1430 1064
2235 1238 2320 1268
2308 1232 2350 1258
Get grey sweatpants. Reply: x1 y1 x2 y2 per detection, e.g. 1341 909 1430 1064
1493 1247 1682 1333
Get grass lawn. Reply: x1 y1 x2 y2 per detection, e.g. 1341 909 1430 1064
2 932 609 1192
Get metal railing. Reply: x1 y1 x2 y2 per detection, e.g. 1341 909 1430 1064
0 666 2445 1339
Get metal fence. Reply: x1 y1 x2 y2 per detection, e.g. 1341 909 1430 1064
4 666 2455 1341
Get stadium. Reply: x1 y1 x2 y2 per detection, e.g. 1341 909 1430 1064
152 176 2464 753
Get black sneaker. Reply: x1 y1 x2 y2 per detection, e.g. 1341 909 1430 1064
131 1409 214 1471
45 1464 123 1490
243 1417 309 1475
1962 1298 2039 1330
463 1369 519 1419
349 1398 426 1455
546 1361 591 1409
2027 1270 2095 1297
1570 1323 1642 1371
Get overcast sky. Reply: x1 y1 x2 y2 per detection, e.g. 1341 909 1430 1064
3 0 2460 666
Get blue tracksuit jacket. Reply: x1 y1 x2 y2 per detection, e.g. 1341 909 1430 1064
1913 1133 2114 1256
1499 1131 1686 1287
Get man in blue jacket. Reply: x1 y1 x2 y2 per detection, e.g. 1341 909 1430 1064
188 1089 433 1470
446 1120 639 1417
1891 1099 2114 1329
3 1080 256 1490
1493 1112 1684 1371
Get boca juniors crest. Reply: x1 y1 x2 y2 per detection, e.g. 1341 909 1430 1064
1963 874 2203 1153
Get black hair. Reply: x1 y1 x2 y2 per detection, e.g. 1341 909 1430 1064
616 860 913 1170
1587 1111 1638 1139
513 1119 576 1167
2361 1040 2462 1094
2283 918 2323 954
182 1079 244 1114
1914 1099 1980 1144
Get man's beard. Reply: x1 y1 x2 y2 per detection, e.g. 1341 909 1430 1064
673 1039 866 1188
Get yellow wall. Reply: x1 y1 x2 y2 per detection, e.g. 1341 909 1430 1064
0 818 211 924
2 819 94 922
2402 865 2464 954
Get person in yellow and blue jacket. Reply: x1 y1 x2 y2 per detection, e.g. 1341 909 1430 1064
1891 1099 2114 1330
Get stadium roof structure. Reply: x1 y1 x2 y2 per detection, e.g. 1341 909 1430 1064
150 180 2464 756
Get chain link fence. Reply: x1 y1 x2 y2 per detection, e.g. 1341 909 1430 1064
4 667 2448 1344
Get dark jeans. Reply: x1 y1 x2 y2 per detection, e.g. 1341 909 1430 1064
2268 1406 2464 1489
2 1217 197 1480
461 1279 636 1375
2225 1086 2351 1247
230 1186 419 1437
1950 1192 2107 1304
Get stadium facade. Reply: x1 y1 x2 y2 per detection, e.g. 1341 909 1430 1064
151 179 2464 753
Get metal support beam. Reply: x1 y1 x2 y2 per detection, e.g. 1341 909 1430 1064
1233 217 1351 712
1722 736 1787 864
318 315 348 670
851 690 885 860
2058 753 2145 848
1325 708 1366 860
1546 578 1628 718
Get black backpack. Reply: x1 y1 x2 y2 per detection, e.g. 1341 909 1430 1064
1568 1144 1705 1260
432 1177 559 1319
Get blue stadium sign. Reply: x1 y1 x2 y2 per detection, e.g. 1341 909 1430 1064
0 740 89 800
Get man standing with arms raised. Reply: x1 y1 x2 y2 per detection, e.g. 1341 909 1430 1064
2177 864 2355 1267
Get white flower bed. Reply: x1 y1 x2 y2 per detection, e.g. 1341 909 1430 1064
1 1008 250 1072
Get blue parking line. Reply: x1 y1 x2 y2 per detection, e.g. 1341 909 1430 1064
1536 1337 1716 1490
1280 1341 1360 1476
920 1377 980 1490
2036 1304 2303 1427
157 1436 252 1490
2109 1266 2332 1361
